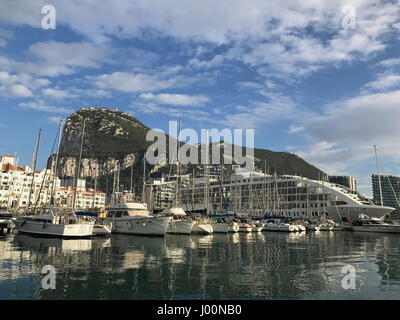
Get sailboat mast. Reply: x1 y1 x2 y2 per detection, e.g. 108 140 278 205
93 178 97 208
27 129 42 211
142 157 146 202
176 118 182 206
204 129 209 215
50 119 63 205
130 162 134 194
249 171 253 217
73 118 85 210
374 145 384 206
192 169 195 211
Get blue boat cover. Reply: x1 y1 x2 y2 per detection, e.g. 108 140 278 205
75 211 98 217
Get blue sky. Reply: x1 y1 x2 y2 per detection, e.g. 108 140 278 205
1 0 400 197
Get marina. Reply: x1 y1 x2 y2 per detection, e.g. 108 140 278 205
2 118 400 301
4 0 400 305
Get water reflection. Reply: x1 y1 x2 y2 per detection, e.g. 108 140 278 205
0 231 400 299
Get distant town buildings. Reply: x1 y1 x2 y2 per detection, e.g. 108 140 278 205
0 154 105 211
372 174 400 219
328 175 357 191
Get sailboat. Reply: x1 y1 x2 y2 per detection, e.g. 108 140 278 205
208 136 239 233
15 127 93 238
188 170 213 234
70 118 112 236
160 119 196 235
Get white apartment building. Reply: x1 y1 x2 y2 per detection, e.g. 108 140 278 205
0 154 105 211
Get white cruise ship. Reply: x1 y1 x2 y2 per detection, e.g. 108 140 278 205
178 170 394 223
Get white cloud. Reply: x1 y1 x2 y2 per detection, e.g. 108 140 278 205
237 81 264 91
363 72 400 92
218 92 298 128
288 90 400 175
0 71 51 99
93 72 192 93
139 93 209 106
18 101 72 114
42 88 71 99
0 41 111 77
9 84 33 97
377 58 400 68
2 1 398 80
189 55 224 69
48 116 64 124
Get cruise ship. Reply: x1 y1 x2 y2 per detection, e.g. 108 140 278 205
177 169 394 223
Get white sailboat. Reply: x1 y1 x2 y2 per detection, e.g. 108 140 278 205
15 207 93 237
263 219 297 232
251 221 265 232
162 119 196 235
191 217 213 234
160 206 196 235
211 216 240 233
75 211 112 236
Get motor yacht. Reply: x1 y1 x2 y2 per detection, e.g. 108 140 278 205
105 201 171 236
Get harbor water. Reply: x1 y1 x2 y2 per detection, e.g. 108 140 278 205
1 231 400 299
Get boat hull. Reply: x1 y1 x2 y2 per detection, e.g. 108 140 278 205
110 216 171 236
15 220 93 237
192 223 213 234
212 222 239 233
351 225 400 233
239 223 253 232
252 225 264 232
263 224 296 232
167 219 196 235
92 224 112 236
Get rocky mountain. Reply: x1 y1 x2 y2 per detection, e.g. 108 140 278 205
51 107 325 195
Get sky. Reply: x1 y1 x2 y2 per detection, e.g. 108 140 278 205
1 0 400 197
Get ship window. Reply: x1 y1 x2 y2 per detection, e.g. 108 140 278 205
107 211 113 217
115 211 122 218
123 211 129 216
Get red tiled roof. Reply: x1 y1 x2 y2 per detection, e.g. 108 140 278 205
1 164 23 171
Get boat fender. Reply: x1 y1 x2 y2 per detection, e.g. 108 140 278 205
21 220 26 227
127 221 132 229
43 221 46 229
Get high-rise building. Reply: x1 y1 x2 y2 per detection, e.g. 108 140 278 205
328 175 357 191
372 174 400 219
